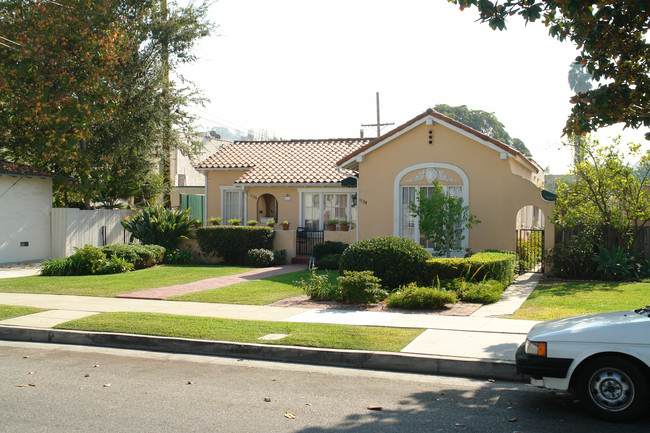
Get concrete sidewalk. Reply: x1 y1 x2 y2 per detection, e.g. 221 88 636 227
0 268 541 380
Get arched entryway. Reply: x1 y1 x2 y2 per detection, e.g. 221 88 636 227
257 193 278 224
516 205 545 273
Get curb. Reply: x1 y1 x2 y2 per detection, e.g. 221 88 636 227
0 326 526 382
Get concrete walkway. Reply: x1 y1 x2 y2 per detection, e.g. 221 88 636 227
0 262 41 279
0 266 542 379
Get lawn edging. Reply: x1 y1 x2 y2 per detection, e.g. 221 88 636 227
0 326 524 382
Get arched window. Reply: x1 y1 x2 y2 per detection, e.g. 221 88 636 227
393 163 469 256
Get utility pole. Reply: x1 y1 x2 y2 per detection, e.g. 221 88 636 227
361 92 394 138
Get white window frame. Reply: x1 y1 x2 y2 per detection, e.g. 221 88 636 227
298 188 356 229
393 163 470 257
220 186 247 221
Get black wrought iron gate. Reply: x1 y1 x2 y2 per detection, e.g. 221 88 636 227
296 227 324 256
516 229 545 273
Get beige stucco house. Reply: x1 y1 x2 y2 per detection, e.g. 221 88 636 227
197 109 554 259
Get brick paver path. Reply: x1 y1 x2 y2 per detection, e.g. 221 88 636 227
116 264 307 300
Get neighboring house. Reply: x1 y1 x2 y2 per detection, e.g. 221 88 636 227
198 109 555 258
170 134 231 219
0 160 54 264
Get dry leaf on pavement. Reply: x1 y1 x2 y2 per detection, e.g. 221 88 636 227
284 413 296 419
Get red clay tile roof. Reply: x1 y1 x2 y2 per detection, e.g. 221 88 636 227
197 138 371 184
337 108 540 173
0 160 54 178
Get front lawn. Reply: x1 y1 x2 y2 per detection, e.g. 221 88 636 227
0 305 46 320
54 312 423 352
510 280 650 321
0 265 251 297
169 270 339 305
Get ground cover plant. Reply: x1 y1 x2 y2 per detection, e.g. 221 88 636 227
40 245 133 276
0 265 251 297
168 270 319 305
54 312 424 352
510 280 650 321
386 283 457 309
0 305 45 320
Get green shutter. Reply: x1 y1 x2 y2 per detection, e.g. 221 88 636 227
181 194 205 223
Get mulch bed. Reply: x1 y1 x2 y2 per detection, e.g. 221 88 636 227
269 295 482 316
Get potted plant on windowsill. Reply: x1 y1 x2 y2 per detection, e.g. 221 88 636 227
339 221 350 231
266 218 276 228
228 218 242 226
327 219 339 231
281 220 291 230
247 220 258 226
209 217 222 226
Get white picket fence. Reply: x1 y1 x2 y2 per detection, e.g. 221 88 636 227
51 208 135 258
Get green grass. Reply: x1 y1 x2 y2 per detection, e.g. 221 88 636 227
510 280 650 321
0 305 46 320
0 265 251 297
54 312 424 352
169 269 340 305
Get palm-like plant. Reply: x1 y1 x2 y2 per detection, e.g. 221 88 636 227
121 205 199 251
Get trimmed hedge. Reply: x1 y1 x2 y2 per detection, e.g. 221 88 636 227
339 236 431 290
195 226 275 265
424 251 517 286
101 244 165 269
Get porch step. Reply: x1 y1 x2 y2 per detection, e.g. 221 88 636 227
291 255 312 265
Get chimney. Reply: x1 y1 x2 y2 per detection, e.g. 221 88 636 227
360 129 364 138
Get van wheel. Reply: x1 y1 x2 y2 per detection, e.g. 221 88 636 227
576 355 649 422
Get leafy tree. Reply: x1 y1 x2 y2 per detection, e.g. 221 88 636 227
434 104 532 157
0 0 211 208
450 0 650 140
552 136 650 252
409 181 480 257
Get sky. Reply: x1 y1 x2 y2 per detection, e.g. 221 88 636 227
177 0 648 174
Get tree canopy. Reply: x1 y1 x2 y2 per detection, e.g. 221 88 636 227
450 0 650 140
0 0 212 208
552 136 650 252
434 104 532 157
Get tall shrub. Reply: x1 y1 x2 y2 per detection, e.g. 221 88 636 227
339 236 431 290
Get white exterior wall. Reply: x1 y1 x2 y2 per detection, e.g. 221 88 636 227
51 208 135 258
0 175 52 264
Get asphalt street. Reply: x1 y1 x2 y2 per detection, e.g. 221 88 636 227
2 341 649 432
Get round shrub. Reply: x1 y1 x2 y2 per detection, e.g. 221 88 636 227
337 270 388 304
339 236 431 289
245 248 274 267
386 283 457 309
102 243 165 269
271 249 287 266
